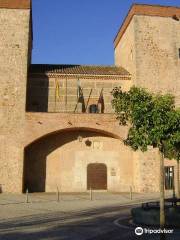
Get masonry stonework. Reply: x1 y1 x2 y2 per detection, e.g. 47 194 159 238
24 130 133 192
26 74 131 113
0 7 31 192
0 3 179 194
114 17 137 82
115 7 180 107
135 15 180 106
114 4 180 195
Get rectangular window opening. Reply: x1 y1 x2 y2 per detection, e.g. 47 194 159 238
164 166 174 190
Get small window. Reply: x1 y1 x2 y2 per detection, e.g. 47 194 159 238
89 104 99 113
164 166 174 190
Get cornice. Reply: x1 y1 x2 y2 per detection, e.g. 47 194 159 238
29 73 131 81
114 4 180 48
0 0 31 9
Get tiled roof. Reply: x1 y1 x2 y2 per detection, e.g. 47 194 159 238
29 64 130 76
114 4 180 48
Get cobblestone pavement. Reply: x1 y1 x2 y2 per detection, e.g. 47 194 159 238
0 192 178 240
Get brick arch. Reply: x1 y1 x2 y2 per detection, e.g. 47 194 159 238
24 113 128 147
25 127 122 148
23 127 123 192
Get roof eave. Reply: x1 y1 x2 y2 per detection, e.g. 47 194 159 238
114 3 180 49
29 72 131 79
0 0 31 9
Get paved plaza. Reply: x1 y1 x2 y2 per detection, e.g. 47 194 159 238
0 192 179 239
0 192 164 219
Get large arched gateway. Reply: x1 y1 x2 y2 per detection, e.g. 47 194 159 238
1 2 179 194
23 128 133 193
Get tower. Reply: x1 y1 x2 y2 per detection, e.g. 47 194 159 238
0 0 32 192
114 4 180 107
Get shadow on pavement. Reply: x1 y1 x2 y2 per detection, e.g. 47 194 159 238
0 203 178 240
0 205 134 240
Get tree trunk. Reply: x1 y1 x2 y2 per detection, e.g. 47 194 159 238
160 152 165 240
177 160 180 198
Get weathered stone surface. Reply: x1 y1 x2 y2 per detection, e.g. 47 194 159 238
115 15 180 107
0 8 31 192
24 130 133 192
24 112 129 146
27 76 132 113
115 7 180 193
1 3 179 194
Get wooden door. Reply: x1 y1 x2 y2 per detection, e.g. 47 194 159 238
87 163 107 190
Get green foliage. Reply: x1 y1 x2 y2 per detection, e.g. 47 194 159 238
163 110 180 160
112 86 180 159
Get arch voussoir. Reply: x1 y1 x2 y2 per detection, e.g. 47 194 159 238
25 112 128 147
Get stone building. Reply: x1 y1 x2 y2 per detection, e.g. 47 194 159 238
0 1 179 193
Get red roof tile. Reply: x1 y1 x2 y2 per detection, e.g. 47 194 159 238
30 64 130 76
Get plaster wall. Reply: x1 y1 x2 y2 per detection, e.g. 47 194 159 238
24 130 133 192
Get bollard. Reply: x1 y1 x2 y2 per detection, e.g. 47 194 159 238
130 186 132 200
57 187 60 202
26 189 29 203
90 187 93 201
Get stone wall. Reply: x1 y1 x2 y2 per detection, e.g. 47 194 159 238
25 119 178 193
133 148 179 194
114 17 137 82
0 8 31 192
25 112 179 193
26 75 132 113
114 13 180 193
115 15 180 107
133 148 160 192
24 112 129 147
24 129 133 192
135 15 180 107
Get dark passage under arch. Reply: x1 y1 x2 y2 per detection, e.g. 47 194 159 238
23 130 113 193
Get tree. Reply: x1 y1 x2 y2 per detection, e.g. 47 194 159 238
163 109 180 197
112 86 180 234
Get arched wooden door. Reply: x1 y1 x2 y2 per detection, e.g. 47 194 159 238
87 163 107 190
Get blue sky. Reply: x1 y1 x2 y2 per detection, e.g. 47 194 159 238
32 0 180 65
